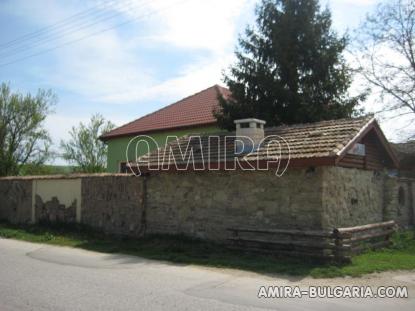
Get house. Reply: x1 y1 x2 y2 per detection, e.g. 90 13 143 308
1 115 413 258
136 116 398 172
101 85 230 173
131 116 414 231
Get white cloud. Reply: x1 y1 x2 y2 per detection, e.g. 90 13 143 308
45 30 156 104
141 0 251 53
147 63 225 101
67 0 252 104
11 0 252 104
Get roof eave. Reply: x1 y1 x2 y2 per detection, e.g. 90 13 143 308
334 117 399 168
132 155 337 173
335 117 376 159
100 121 218 142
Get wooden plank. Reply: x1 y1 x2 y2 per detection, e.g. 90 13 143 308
346 229 395 243
226 245 336 260
226 227 333 238
334 221 395 235
227 237 336 250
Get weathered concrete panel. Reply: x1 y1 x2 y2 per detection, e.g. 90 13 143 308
32 179 81 223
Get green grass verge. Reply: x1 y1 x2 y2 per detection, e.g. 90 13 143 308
0 221 414 278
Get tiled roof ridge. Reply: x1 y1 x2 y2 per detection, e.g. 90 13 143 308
177 115 374 137
265 115 374 131
102 84 227 139
140 84 223 120
215 84 230 97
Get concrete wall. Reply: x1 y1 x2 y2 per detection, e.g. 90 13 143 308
33 179 81 224
0 167 413 241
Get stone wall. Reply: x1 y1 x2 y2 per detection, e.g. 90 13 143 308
0 175 145 237
321 167 385 229
0 167 413 241
321 167 415 228
81 175 144 236
384 177 415 227
146 169 324 240
0 179 32 224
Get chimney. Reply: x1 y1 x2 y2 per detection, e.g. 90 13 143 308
234 118 266 153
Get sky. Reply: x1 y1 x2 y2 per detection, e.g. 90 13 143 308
0 0 405 165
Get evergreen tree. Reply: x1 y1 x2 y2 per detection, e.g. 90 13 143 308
215 0 365 130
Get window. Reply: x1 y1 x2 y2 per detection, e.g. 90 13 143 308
347 143 366 156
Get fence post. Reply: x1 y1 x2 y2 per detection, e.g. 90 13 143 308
332 229 352 264
384 222 396 247
332 229 342 263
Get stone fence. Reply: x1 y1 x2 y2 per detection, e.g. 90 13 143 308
0 167 413 242
0 174 144 237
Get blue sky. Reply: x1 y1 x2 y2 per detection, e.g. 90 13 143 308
0 0 391 164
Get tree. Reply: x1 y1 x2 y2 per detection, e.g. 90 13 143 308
0 82 55 176
355 0 415 121
19 164 77 176
215 0 365 130
60 114 115 173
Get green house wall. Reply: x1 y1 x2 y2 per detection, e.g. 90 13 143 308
105 125 219 173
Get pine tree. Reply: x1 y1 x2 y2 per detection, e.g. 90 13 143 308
215 0 365 130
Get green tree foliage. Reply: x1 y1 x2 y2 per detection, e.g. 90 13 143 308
19 164 78 176
215 0 365 130
0 82 55 176
60 114 115 173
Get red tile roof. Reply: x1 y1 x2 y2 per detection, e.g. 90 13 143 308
101 85 230 140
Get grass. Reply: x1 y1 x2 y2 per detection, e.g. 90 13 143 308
0 221 414 278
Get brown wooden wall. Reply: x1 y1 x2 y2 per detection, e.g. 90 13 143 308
338 129 392 171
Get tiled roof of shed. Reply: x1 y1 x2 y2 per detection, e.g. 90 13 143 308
101 85 230 140
136 116 376 167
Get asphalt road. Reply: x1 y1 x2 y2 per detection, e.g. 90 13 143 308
1 238 415 311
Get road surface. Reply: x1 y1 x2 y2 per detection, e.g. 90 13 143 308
0 238 414 310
